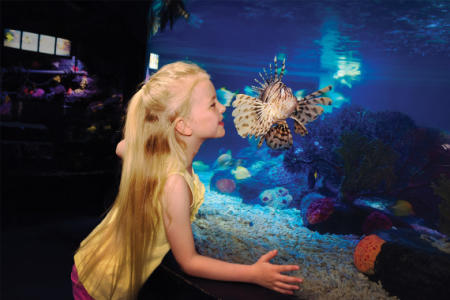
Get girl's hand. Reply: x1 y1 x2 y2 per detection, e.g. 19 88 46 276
251 249 303 295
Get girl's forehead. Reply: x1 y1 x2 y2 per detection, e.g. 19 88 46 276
191 78 215 99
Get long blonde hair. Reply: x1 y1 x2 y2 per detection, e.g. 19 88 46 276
76 61 209 299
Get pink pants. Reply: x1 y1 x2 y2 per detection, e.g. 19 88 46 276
71 264 94 300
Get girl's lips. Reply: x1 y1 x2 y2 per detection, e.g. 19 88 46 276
219 121 224 126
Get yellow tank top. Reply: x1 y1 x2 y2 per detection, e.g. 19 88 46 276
74 169 205 299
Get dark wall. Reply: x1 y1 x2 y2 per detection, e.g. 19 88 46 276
1 0 151 102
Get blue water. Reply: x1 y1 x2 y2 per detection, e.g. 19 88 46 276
149 2 450 298
148 0 449 163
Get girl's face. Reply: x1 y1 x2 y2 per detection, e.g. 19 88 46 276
187 78 226 140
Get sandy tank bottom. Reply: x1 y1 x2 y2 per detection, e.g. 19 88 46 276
192 172 398 300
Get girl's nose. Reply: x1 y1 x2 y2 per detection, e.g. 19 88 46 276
218 102 226 113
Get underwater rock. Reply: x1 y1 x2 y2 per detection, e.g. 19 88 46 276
268 165 300 186
193 191 397 300
362 211 393 235
259 187 293 209
307 201 369 235
354 232 450 300
215 178 236 194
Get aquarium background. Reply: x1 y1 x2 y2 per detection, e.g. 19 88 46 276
148 1 450 299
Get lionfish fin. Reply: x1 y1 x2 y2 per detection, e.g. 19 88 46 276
292 118 308 136
299 85 332 102
264 120 293 150
232 94 273 138
293 104 325 124
302 97 332 106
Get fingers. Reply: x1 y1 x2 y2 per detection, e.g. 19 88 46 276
275 281 301 292
278 274 303 284
258 249 278 263
273 286 295 295
276 264 300 273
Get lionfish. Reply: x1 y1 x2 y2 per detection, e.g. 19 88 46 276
232 57 333 150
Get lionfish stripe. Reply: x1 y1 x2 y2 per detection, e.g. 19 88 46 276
274 56 279 81
264 121 293 150
301 85 332 101
263 68 269 82
279 59 286 81
232 94 272 138
293 120 308 136
303 97 332 106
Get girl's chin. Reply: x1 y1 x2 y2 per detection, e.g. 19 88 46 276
216 128 225 138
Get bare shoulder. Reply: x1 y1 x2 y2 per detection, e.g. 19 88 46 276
165 173 189 191
163 173 192 206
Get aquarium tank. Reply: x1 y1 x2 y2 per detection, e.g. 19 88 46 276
147 1 450 299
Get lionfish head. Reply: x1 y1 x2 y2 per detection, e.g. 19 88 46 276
261 81 297 120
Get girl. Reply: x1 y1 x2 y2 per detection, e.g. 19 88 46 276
72 61 303 299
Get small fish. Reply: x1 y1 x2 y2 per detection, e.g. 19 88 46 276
307 169 318 189
442 144 450 151
216 87 237 107
231 166 251 180
193 160 210 172
232 56 332 150
390 200 415 216
213 150 233 169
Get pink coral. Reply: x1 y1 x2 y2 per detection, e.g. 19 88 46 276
215 178 236 194
362 211 392 235
306 197 334 225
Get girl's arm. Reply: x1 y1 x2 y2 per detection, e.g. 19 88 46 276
162 174 303 295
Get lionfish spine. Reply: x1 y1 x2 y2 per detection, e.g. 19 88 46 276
263 68 269 82
279 59 286 81
269 64 273 82
254 78 266 88
259 72 267 85
274 56 278 80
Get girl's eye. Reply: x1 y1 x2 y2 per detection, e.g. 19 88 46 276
210 102 216 108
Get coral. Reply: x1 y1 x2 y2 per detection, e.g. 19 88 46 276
215 178 236 194
354 234 386 275
305 196 334 225
267 165 297 186
362 211 393 235
193 191 396 299
336 131 397 202
432 174 450 235
259 187 293 209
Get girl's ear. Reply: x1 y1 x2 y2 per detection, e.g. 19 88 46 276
175 118 193 136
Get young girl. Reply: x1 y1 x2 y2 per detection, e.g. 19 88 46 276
71 61 303 299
